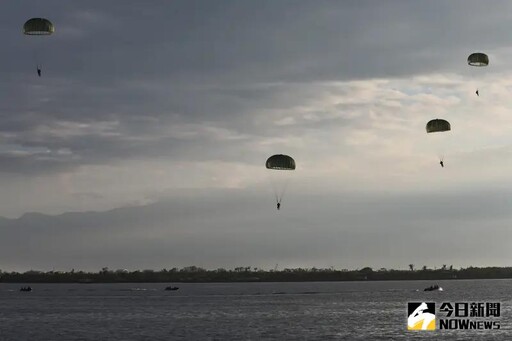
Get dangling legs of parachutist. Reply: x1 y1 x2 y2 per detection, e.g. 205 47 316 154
277 202 281 210
440 160 444 168
37 65 41 77
476 89 479 96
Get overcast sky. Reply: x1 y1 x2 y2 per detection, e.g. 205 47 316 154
2 1 512 271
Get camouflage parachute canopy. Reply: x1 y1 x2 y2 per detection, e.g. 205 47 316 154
23 18 54 35
467 53 489 67
266 154 296 170
426 119 451 133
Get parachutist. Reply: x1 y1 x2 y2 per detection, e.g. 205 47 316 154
266 154 295 211
23 18 54 79
426 120 450 167
468 53 488 99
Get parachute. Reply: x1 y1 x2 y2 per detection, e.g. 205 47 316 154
266 154 295 209
467 53 489 67
23 18 54 76
426 119 451 133
266 154 296 171
23 18 55 35
467 52 488 96
426 119 451 166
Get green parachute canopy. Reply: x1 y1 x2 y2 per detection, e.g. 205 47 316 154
266 154 296 170
467 53 489 67
23 18 54 35
426 119 451 133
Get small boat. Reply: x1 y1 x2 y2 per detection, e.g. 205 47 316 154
165 286 179 291
20 286 32 292
424 284 442 292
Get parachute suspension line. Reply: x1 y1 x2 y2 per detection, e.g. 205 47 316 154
436 150 446 165
278 177 291 204
268 176 280 204
37 45 45 69
32 49 38 69
269 175 291 204
32 49 42 74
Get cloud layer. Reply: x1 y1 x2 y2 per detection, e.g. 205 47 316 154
2 1 512 269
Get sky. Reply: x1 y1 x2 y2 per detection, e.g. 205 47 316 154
2 1 512 271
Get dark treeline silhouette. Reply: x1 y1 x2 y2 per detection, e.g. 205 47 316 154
1 265 512 283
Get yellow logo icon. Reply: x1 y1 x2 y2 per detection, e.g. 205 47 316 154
408 302 436 330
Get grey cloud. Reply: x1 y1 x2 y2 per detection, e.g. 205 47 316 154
1 188 511 271
2 1 512 175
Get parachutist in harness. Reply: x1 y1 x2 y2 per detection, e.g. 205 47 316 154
467 52 488 98
266 154 295 212
426 119 450 169
23 18 54 78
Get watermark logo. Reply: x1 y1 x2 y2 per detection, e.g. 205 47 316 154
438 302 501 330
406 301 502 331
408 302 436 330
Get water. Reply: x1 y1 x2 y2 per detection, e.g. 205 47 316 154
1 279 511 340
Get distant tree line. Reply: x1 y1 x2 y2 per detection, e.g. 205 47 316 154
1 265 512 283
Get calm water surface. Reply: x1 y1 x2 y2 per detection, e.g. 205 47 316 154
1 279 511 340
